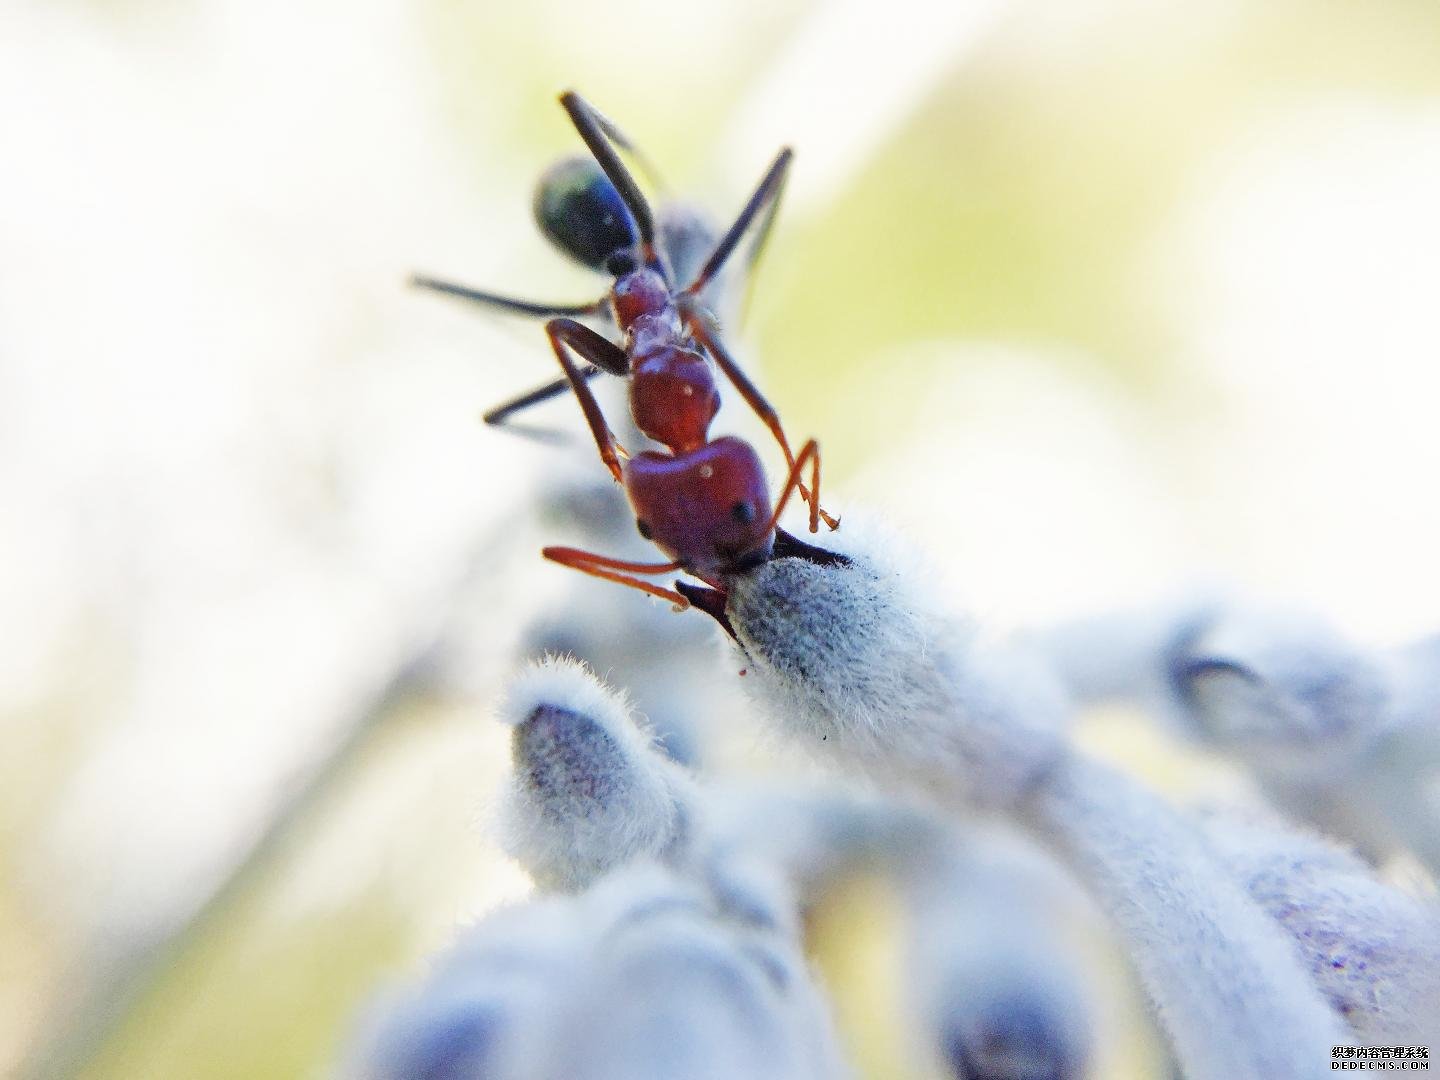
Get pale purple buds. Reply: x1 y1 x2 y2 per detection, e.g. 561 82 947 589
1171 607 1390 778
497 657 696 891
721 527 1355 1077
1203 808 1440 1045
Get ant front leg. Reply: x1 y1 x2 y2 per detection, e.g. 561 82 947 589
545 318 631 483
542 546 690 610
687 316 839 530
760 438 829 536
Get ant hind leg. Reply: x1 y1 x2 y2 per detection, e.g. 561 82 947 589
560 91 658 265
483 367 605 427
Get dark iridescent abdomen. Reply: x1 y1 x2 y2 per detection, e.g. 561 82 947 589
534 156 637 271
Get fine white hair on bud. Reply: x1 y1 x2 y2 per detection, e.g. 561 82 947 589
343 896 591 1080
723 524 1353 1075
1201 808 1440 1045
1025 753 1348 1079
497 657 698 891
724 517 1070 810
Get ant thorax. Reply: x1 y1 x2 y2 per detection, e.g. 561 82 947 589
625 311 683 362
629 344 720 454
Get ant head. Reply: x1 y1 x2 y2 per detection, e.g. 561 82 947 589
534 156 638 271
626 438 775 579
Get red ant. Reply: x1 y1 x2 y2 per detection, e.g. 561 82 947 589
413 91 840 611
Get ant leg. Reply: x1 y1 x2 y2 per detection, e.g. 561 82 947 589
483 367 604 426
543 546 690 609
687 317 839 529
760 439 832 536
681 147 792 299
568 98 668 195
560 91 657 265
411 274 605 318
546 318 631 482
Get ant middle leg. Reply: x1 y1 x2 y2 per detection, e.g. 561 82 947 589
542 546 689 609
545 318 631 483
681 146 792 299
687 317 839 530
410 274 605 319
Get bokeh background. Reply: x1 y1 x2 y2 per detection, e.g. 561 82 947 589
3 1 1440 1077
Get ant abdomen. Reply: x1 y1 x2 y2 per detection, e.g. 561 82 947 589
534 156 638 271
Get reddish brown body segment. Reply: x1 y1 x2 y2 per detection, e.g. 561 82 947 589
412 91 839 611
625 438 774 579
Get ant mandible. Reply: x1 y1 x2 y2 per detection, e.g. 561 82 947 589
413 91 839 610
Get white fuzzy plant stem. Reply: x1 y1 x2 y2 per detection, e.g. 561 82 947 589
723 518 1348 1080
1022 754 1345 1078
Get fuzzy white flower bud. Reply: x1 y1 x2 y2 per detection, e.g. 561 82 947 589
721 526 1350 1078
1173 607 1391 779
528 866 847 1080
724 519 1070 810
497 658 697 891
705 786 1094 1080
347 861 850 1080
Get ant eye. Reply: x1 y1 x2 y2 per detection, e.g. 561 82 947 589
635 518 654 540
730 501 756 525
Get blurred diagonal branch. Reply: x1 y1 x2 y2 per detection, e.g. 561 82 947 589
21 542 501 1080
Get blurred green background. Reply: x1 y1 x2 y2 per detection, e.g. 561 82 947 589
3 1 1440 1077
